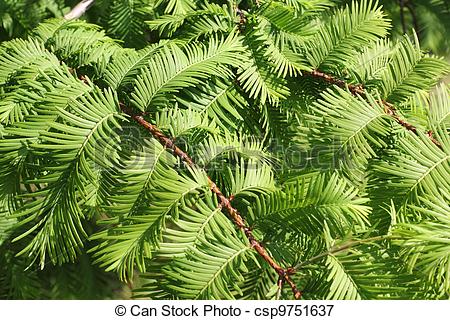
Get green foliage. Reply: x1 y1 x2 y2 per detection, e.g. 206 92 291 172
0 0 449 300
394 190 450 298
377 0 450 56
304 0 390 73
0 0 66 40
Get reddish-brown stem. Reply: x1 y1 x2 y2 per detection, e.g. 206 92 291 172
306 70 442 148
308 70 365 96
120 103 302 300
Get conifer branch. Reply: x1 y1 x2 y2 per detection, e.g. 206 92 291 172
306 70 443 148
120 104 302 300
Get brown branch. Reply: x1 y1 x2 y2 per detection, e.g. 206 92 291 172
120 103 302 299
276 276 284 300
308 70 365 95
306 70 442 148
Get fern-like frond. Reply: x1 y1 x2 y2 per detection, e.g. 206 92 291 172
156 0 195 15
136 196 255 299
252 5 313 77
0 0 449 301
91 160 209 280
175 79 248 130
238 33 290 105
0 95 32 125
193 132 273 169
348 38 392 85
0 38 60 86
257 2 317 48
148 2 233 39
10 87 124 267
273 0 334 13
308 87 392 173
427 83 450 129
31 18 93 43
231 264 278 299
104 40 170 90
250 173 370 237
163 228 253 299
304 0 389 73
156 197 224 259
394 191 450 298
107 0 152 47
378 33 449 105
371 126 450 218
155 107 219 140
131 33 246 111
225 159 276 199
301 226 416 299
39 19 122 73
323 246 402 299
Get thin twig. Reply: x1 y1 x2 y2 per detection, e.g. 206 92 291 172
120 103 302 299
276 277 284 300
64 0 95 20
306 69 443 148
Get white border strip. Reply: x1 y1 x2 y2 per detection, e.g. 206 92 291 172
0 300 448 320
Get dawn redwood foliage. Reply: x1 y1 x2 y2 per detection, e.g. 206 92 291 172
0 0 449 299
